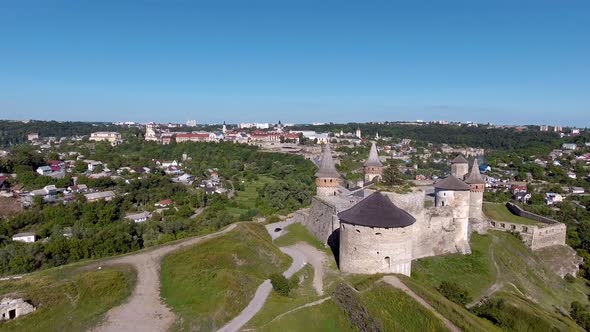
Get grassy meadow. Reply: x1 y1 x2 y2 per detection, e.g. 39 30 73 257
0 264 135 332
483 202 538 225
412 230 588 331
160 222 291 331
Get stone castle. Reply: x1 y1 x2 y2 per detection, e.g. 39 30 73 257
302 143 488 276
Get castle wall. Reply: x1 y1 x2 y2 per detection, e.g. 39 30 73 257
506 202 559 225
531 223 567 250
488 220 535 247
302 197 340 243
411 207 460 259
487 220 566 250
339 223 413 276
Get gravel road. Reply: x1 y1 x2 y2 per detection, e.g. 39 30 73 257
91 224 237 332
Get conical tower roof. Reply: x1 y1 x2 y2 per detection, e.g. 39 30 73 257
465 159 486 184
338 192 416 228
451 155 469 164
434 175 471 191
364 142 383 167
314 143 341 178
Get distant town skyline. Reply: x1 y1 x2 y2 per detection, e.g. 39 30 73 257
1 2 589 126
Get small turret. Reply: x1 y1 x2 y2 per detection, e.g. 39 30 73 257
364 142 383 184
465 159 485 223
315 143 342 196
465 159 485 191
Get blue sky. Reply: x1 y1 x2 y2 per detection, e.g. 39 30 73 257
0 1 589 125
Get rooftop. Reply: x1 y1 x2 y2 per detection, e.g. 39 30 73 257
338 192 416 228
364 142 383 167
451 155 469 164
314 143 341 178
434 175 471 191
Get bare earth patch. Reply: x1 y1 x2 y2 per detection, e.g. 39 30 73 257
91 224 237 332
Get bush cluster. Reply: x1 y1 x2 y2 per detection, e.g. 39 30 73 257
270 273 291 296
332 283 382 332
436 280 472 306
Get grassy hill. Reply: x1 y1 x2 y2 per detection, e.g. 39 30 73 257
160 222 291 331
0 264 135 332
412 230 588 331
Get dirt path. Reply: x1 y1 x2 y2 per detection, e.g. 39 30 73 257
262 297 331 326
382 276 461 332
467 237 503 308
218 246 307 332
91 224 237 332
286 243 327 296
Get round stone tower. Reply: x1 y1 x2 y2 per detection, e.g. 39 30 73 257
451 155 469 180
364 142 383 184
315 143 342 196
338 192 416 276
434 175 471 250
464 159 485 220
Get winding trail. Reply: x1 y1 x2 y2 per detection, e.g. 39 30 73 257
382 276 461 332
219 218 328 332
91 224 237 332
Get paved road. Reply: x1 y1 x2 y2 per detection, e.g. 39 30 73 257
382 276 461 332
265 218 297 240
91 224 237 332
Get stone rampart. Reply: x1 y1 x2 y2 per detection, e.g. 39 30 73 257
302 197 340 243
506 202 558 224
531 223 567 250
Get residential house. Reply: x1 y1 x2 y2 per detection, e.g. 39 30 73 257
562 143 578 150
36 166 52 176
29 185 59 197
155 199 173 208
12 232 36 243
125 212 151 223
511 185 528 194
27 133 39 141
84 191 116 202
67 184 88 193
514 192 532 203
545 193 564 205
571 187 586 195
173 173 194 184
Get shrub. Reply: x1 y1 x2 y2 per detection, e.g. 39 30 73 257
564 273 576 283
570 301 590 330
270 273 291 296
332 283 382 332
437 280 472 306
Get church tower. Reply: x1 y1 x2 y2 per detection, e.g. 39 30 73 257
315 143 342 196
364 142 383 184
355 127 362 139
465 159 485 220
451 155 469 180
222 121 227 134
